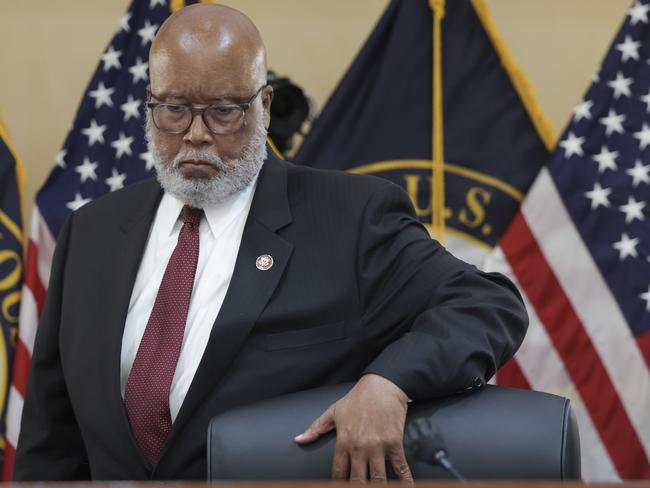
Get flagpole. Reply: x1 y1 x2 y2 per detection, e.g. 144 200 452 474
429 0 446 243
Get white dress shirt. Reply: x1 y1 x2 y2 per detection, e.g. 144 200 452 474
120 178 257 421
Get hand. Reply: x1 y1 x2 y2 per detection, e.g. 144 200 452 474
294 374 413 483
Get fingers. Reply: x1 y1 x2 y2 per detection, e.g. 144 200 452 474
390 447 414 484
330 437 411 483
349 452 368 483
332 447 411 483
331 445 350 480
346 450 392 483
369 453 387 484
294 404 336 444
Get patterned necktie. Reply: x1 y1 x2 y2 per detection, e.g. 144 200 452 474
125 205 203 466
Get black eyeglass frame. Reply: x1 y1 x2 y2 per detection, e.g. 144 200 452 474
146 85 267 135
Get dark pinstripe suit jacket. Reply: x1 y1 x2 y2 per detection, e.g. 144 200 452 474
15 152 527 480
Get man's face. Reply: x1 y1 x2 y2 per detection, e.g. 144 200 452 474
146 42 272 207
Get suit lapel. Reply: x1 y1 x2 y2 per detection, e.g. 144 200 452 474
98 179 163 468
164 154 294 449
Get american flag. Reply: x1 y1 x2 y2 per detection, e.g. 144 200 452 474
2 0 199 479
487 0 650 480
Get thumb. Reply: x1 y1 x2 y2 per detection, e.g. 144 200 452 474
294 404 336 444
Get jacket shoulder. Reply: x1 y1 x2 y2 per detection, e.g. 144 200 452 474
283 159 400 200
71 178 161 222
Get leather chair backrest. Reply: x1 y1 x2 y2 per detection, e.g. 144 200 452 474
207 384 580 480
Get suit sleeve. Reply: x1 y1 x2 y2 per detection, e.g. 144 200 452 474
14 215 91 480
359 182 528 400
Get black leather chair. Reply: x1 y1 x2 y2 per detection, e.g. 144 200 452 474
207 383 580 480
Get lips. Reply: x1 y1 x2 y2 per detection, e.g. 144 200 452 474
177 158 220 179
179 159 214 168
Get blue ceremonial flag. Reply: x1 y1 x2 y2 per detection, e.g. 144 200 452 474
294 0 554 266
4 0 200 479
0 115 24 471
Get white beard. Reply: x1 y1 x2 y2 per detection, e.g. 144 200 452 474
145 111 267 209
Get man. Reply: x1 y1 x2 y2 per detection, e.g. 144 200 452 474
15 3 527 482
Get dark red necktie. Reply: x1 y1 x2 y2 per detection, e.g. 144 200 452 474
125 205 202 466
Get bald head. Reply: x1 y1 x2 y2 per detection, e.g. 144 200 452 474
149 4 268 98
145 4 272 207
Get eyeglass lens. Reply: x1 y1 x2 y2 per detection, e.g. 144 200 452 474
152 105 245 134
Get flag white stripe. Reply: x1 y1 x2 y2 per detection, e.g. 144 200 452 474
486 247 620 481
521 168 650 455
5 385 24 448
16 287 37 356
31 206 56 288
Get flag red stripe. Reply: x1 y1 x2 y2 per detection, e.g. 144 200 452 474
12 339 31 398
501 212 650 479
24 239 46 315
497 357 531 390
2 441 15 481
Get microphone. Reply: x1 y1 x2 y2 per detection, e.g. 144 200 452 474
405 418 466 481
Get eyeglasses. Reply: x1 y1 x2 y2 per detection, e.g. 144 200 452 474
147 85 266 135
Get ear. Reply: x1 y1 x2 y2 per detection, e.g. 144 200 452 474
262 85 274 129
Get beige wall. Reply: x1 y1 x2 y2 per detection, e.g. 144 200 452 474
0 0 632 224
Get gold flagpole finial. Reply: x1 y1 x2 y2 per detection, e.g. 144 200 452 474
429 0 446 19
170 0 185 13
171 1 218 15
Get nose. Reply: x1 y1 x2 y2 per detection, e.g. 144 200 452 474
183 109 212 146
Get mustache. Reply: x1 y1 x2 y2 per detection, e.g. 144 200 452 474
172 149 226 169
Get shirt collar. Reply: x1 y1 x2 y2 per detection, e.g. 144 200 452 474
160 174 259 240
